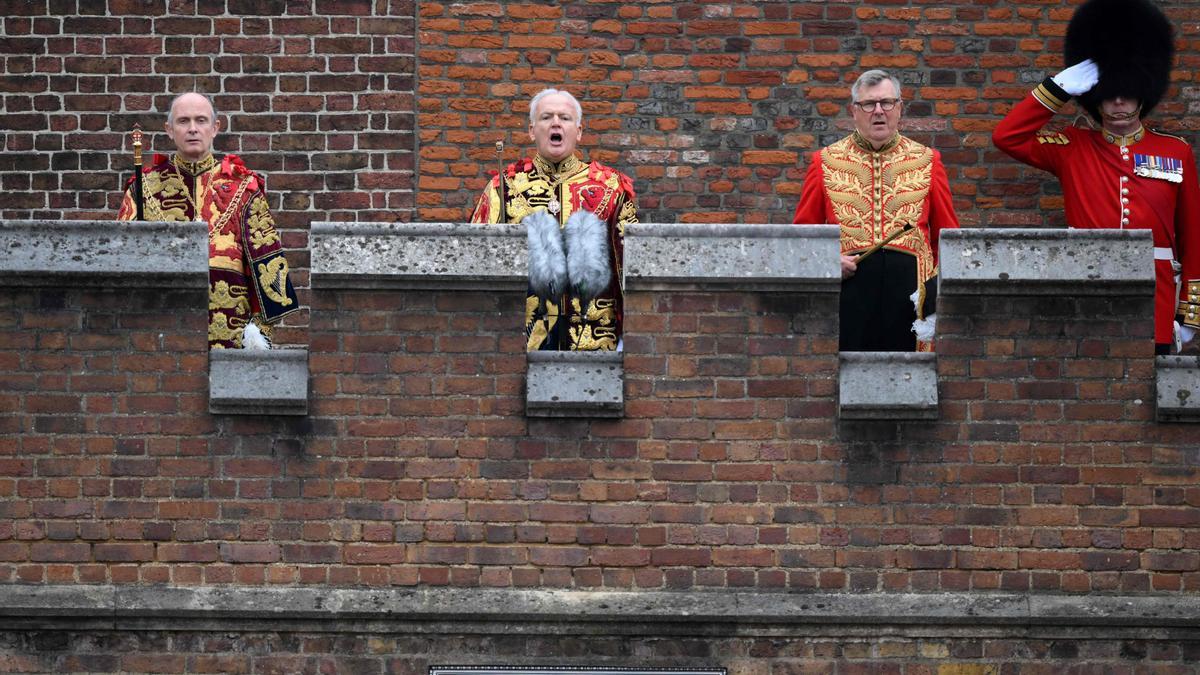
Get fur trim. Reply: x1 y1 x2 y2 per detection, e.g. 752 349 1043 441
563 210 612 303
1065 0 1173 121
241 321 271 350
523 208 567 300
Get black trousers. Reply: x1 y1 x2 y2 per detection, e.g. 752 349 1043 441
840 250 935 352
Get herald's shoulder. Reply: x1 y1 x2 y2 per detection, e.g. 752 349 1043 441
588 161 636 197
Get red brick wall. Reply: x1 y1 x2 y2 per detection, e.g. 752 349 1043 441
4 2 1200 230
3 274 1198 592
417 0 1200 226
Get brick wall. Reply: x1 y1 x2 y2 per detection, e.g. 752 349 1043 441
3 270 1199 592
4 2 1200 229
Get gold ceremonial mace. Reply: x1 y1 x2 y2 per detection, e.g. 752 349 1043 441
853 223 913 263
495 140 506 219
131 123 145 221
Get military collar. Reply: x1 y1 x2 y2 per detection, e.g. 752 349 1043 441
851 131 900 154
1102 126 1144 147
172 153 217 176
532 153 586 180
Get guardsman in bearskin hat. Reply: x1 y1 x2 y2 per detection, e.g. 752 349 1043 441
470 88 637 352
117 93 300 350
993 0 1200 354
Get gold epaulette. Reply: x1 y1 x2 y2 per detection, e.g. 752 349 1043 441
1036 131 1069 145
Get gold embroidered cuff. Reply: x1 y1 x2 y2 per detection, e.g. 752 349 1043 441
1032 80 1068 113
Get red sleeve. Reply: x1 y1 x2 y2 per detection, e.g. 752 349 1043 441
468 175 499 224
1176 148 1200 326
792 151 829 225
925 152 959 265
992 85 1068 176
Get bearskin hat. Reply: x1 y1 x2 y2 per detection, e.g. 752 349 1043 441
1064 0 1174 121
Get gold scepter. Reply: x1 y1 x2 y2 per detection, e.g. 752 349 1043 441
131 124 145 221
853 223 913 263
495 140 506 220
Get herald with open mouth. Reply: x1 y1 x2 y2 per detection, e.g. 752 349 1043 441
529 91 582 164
469 88 640 352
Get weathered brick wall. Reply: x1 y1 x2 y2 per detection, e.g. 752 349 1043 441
2 626 1197 673
0 0 417 344
5 2 1200 229
3 271 1198 592
418 0 1200 225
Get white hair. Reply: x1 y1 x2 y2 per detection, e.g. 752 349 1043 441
528 88 582 126
850 70 902 102
166 92 217 125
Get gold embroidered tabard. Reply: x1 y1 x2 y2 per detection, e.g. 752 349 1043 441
821 133 938 287
117 153 299 348
470 154 638 351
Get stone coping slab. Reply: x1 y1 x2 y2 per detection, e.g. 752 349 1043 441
939 228 1155 295
0 219 208 288
839 351 938 420
626 222 840 291
526 350 623 418
311 222 842 293
209 349 309 416
0 585 1197 630
1155 355 1200 423
310 221 528 291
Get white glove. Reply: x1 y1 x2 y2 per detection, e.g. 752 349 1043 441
1177 321 1198 353
1052 59 1099 97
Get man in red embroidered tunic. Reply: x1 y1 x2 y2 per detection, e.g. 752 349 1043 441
793 69 959 352
117 93 299 349
993 0 1199 354
470 88 638 352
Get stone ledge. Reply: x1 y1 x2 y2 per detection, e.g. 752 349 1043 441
1156 355 1200 423
209 349 309 416
939 228 1155 295
310 221 527 291
625 223 840 292
0 585 1197 632
526 350 623 418
839 351 938 420
0 220 209 288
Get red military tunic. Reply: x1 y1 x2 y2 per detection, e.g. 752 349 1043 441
994 78 1200 345
470 153 637 352
793 132 959 351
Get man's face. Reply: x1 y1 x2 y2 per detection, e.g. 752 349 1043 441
165 93 220 162
528 93 582 163
1100 96 1142 135
850 80 902 149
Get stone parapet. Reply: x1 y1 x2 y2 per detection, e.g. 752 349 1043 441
1 585 1197 631
626 223 840 291
939 228 1155 295
309 221 527 291
0 219 208 288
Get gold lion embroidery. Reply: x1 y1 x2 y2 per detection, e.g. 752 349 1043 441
247 197 280 249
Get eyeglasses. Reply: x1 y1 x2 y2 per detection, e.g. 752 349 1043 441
852 98 901 113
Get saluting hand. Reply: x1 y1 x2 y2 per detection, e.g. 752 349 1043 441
1052 59 1100 97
